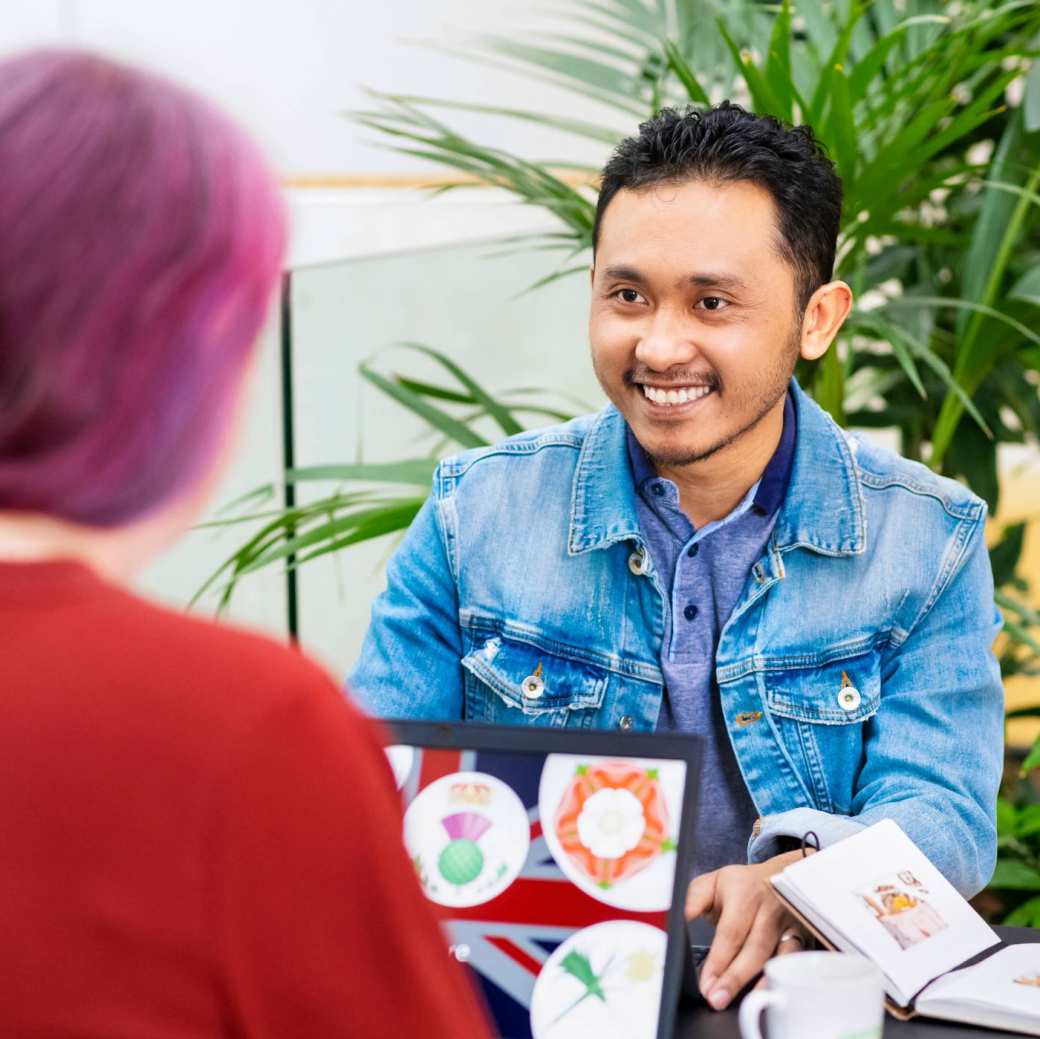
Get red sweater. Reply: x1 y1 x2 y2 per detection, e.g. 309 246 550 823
0 560 489 1039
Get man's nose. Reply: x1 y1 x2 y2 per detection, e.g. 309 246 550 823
634 307 699 371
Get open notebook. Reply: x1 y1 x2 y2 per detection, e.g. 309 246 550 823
771 819 1040 1035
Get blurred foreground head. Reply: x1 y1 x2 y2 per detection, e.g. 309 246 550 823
0 49 286 527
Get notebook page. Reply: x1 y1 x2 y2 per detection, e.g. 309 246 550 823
775 820 998 1005
771 873 905 1000
918 943 1040 1029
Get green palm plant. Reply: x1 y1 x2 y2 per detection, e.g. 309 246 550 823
203 0 1040 918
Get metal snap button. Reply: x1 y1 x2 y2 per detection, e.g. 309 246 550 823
521 674 544 700
628 547 649 576
618 715 634 730
838 671 860 712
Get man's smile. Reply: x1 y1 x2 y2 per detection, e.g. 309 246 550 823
637 382 717 415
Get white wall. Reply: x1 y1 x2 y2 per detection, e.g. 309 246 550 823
0 0 617 176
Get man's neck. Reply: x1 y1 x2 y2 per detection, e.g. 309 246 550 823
652 397 786 529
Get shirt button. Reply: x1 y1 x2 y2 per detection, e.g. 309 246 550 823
628 548 649 576
683 603 698 621
618 715 634 730
687 543 699 557
521 675 545 700
838 686 861 712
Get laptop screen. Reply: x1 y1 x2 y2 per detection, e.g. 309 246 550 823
387 735 693 1039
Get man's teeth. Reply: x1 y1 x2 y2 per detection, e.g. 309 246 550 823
641 384 713 406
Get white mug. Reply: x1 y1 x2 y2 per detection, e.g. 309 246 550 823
738 951 884 1039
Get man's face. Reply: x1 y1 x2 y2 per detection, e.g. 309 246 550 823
589 178 803 468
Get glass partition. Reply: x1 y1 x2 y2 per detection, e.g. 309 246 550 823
288 239 598 675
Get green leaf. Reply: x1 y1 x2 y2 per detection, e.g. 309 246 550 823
391 376 475 405
998 589 1040 629
239 501 424 574
284 460 437 486
809 4 864 126
944 418 998 511
360 362 487 449
811 347 845 425
1026 55 1040 133
394 342 524 437
475 35 643 106
360 91 624 145
662 40 710 105
1007 619 1040 659
991 525 1028 589
857 308 993 439
1023 739 1040 778
823 62 857 182
990 858 1040 889
930 111 1040 466
1008 705 1040 720
717 19 784 118
1016 805 1040 840
763 0 794 123
998 797 1019 839
1004 894 1040 927
1010 265 1040 307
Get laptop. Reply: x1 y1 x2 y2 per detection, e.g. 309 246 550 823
385 720 700 1039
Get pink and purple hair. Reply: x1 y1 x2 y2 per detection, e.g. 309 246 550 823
0 49 287 526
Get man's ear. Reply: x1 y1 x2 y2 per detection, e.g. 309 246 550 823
800 281 854 362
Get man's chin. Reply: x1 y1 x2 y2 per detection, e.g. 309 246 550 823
630 426 727 469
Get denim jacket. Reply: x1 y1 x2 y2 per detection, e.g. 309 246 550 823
351 380 1004 895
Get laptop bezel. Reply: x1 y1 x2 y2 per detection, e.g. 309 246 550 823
386 719 701 1039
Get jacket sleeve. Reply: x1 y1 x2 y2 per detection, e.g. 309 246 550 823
349 474 465 721
214 677 491 1039
749 514 1004 896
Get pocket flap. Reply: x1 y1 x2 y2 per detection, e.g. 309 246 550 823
765 653 881 725
461 634 608 715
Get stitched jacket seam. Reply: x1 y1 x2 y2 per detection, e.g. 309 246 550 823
440 435 584 482
904 509 986 639
461 612 663 684
855 468 984 521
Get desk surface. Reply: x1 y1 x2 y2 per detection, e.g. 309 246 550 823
674 925 1038 1038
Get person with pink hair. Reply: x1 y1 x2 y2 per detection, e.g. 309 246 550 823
0 49 489 1038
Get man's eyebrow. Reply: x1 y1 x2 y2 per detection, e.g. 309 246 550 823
602 264 646 283
600 264 750 292
687 271 750 291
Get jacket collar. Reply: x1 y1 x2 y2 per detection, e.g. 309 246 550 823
567 378 865 557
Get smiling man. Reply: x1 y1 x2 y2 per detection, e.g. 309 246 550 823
350 105 1004 1008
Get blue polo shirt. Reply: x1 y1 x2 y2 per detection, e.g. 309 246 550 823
627 393 796 876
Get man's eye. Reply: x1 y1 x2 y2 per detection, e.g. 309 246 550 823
698 296 728 311
615 288 644 304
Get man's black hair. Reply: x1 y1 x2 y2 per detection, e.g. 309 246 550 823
593 103 843 310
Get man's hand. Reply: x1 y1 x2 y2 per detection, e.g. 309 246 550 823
685 849 810 1010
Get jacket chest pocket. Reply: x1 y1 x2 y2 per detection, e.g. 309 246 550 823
763 651 881 814
461 631 608 729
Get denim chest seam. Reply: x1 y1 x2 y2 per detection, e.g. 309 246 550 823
460 610 663 685
905 512 981 637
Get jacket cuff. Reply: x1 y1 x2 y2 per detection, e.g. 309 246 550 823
747 807 868 863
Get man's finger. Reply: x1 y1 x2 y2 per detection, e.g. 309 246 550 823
685 870 717 921
698 899 755 1001
704 909 784 1010
773 926 809 957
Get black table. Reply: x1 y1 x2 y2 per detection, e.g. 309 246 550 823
674 926 1038 1037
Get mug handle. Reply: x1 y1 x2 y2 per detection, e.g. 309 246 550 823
738 989 786 1039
